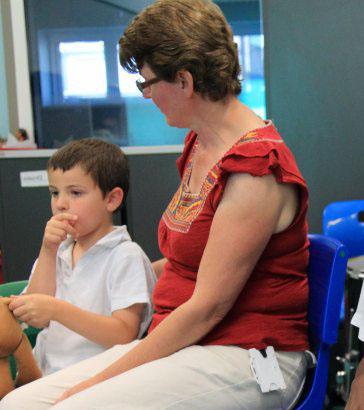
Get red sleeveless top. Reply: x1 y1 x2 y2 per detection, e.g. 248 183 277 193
149 122 309 351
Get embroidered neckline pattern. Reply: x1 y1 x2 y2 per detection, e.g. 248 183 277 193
163 124 281 233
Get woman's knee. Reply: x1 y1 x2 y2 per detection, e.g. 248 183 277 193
0 388 29 410
0 381 53 410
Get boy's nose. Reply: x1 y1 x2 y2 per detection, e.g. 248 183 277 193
56 195 69 211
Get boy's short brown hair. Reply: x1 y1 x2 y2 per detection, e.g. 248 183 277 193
48 138 129 205
119 0 241 102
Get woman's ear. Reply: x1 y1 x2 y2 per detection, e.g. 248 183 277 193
106 187 124 212
177 70 193 96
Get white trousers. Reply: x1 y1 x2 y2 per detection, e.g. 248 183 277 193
0 341 307 410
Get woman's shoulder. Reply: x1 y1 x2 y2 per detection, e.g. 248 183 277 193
229 121 283 153
219 121 304 184
219 121 281 164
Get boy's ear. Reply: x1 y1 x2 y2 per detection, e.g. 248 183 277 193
106 187 124 212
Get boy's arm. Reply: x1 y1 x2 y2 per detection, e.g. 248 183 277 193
152 258 167 279
26 213 78 296
9 294 144 347
55 301 145 347
26 249 57 296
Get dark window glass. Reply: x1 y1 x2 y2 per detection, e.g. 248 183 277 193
25 0 264 148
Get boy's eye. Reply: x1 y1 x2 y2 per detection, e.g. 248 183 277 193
49 191 58 197
71 190 82 197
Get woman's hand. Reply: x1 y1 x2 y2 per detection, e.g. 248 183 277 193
54 377 99 404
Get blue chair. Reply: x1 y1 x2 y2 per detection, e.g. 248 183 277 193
294 234 348 409
322 200 364 402
323 200 364 258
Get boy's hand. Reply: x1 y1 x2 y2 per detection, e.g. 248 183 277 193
9 294 57 328
42 213 78 251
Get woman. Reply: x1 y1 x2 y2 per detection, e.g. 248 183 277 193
0 1 310 409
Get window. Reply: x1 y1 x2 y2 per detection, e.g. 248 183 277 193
60 41 107 99
25 0 265 148
238 34 266 119
59 41 107 98
117 48 139 97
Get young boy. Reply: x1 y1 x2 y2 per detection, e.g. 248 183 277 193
8 138 156 376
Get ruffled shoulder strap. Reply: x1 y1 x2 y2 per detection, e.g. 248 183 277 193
220 122 306 187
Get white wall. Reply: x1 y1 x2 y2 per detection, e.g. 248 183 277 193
0 0 34 142
0 3 9 137
9 0 34 141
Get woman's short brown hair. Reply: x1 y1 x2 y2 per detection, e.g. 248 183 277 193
119 0 242 102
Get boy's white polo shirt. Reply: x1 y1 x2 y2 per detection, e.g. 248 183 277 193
31 225 156 375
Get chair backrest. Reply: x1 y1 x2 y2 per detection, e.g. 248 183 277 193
323 200 364 258
294 234 348 409
0 280 28 297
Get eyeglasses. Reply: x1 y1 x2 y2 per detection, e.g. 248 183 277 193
135 77 161 93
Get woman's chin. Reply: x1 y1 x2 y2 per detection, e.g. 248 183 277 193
165 116 173 126
165 116 184 129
